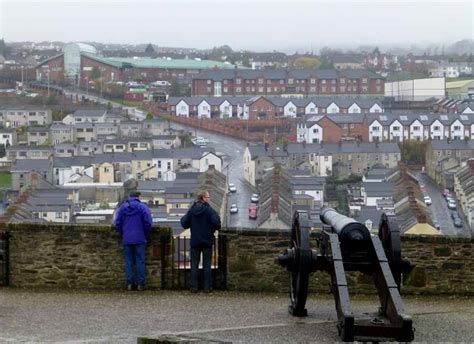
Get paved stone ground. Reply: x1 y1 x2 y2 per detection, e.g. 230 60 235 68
0 288 473 343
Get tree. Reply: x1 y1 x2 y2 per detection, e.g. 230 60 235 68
169 80 181 96
241 51 251 68
0 144 5 158
107 102 112 111
293 56 322 69
146 112 154 120
145 43 155 54
90 66 101 80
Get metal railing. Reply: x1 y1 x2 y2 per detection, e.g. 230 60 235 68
0 232 10 286
169 235 227 290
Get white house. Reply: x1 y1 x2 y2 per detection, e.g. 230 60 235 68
450 119 464 140
327 102 340 114
197 100 211 119
305 102 318 114
409 120 423 140
153 157 174 180
369 120 383 142
283 101 297 118
219 100 232 118
369 104 383 113
196 152 222 172
348 103 361 114
176 100 189 117
389 120 404 142
430 120 444 140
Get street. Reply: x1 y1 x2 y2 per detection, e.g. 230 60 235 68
417 172 471 237
170 122 258 229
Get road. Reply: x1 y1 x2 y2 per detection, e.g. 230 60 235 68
170 122 258 229
417 172 471 237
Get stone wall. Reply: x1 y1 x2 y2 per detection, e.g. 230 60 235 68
1 224 473 295
223 228 474 295
3 223 172 289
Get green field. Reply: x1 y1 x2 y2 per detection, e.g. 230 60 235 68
0 171 12 188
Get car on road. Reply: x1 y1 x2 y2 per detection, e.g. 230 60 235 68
448 199 457 209
249 204 258 219
228 183 237 193
250 193 259 203
433 220 441 230
229 204 238 214
453 216 463 228
424 196 432 206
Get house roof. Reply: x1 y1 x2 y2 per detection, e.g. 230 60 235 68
73 110 107 117
404 223 441 235
430 140 474 150
355 206 383 228
92 56 238 70
11 159 52 172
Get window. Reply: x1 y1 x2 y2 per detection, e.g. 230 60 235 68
207 80 211 84
288 79 294 84
258 79 264 84
373 127 380 132
158 161 162 168
167 162 171 170
310 87 316 92
324 156 328 161
236 79 241 84
236 87 242 92
313 128 319 133
310 78 316 84
267 87 271 93
454 126 461 131
55 212 63 219
413 126 420 131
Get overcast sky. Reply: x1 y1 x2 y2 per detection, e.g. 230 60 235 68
1 0 472 51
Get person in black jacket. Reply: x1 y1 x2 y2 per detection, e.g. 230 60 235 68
181 190 221 293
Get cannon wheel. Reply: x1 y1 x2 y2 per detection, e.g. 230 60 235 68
378 213 403 289
289 211 311 317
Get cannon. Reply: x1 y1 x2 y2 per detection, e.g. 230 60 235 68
277 208 414 342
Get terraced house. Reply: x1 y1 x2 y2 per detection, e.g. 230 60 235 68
192 69 384 97
367 113 474 142
168 96 383 120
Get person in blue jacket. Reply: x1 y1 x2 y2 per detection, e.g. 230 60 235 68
181 190 221 293
114 191 153 291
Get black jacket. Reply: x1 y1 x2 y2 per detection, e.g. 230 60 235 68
180 201 221 248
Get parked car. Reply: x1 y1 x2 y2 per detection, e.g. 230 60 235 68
250 193 259 203
249 204 258 219
448 199 457 210
453 217 463 228
433 221 441 230
228 183 237 193
229 204 238 214
424 196 432 206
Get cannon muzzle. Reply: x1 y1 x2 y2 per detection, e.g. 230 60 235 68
320 207 370 242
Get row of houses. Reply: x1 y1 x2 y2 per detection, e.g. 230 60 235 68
434 97 474 113
0 105 52 128
7 167 227 227
453 160 474 229
10 147 222 190
297 112 474 144
5 134 181 160
167 96 384 120
191 69 385 97
243 141 401 186
0 110 169 147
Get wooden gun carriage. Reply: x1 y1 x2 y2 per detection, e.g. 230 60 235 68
277 208 414 342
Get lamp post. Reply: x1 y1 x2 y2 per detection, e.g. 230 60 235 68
223 161 232 228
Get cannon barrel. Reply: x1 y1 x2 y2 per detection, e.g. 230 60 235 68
320 207 370 242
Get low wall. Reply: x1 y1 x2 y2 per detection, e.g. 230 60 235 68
1 224 473 295
224 228 474 295
3 223 172 289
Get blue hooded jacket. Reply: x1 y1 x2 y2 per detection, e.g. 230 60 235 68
181 201 221 248
114 197 153 245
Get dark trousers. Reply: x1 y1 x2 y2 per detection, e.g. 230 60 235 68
190 246 213 290
124 244 146 286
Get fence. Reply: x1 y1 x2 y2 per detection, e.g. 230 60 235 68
0 231 9 286
167 235 227 290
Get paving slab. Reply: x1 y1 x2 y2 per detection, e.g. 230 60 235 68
0 288 473 343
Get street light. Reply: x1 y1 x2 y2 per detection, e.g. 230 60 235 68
223 161 232 228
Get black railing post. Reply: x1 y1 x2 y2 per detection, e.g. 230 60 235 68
160 234 167 290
